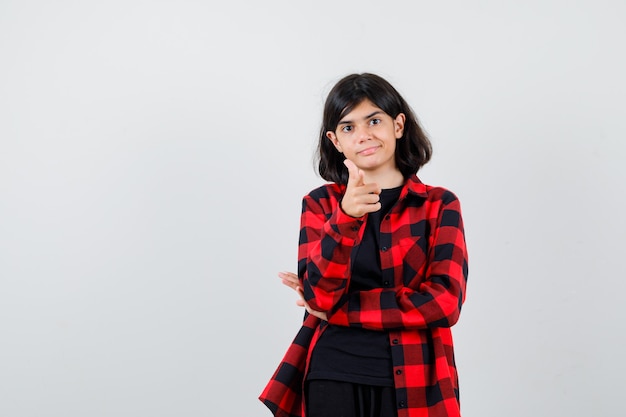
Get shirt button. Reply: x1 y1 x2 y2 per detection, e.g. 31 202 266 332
392 339 399 345
399 401 406 408
351 226 359 231
396 369 402 375
381 246 388 252
383 280 390 286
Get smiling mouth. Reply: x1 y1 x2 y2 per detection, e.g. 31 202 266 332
358 146 379 156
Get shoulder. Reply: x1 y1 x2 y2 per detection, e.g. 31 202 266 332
425 185 460 206
406 175 460 206
301 183 345 215
303 182 345 203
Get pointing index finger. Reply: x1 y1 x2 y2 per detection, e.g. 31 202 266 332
343 159 364 186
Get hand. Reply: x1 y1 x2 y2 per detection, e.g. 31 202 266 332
341 159 381 218
278 271 328 321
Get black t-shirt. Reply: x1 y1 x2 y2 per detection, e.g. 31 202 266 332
306 186 402 386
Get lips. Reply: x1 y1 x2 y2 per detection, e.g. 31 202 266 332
358 146 380 156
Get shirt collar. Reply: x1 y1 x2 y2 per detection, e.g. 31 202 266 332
401 174 428 200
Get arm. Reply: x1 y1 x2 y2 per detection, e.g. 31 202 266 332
326 193 468 331
297 191 363 313
298 160 382 314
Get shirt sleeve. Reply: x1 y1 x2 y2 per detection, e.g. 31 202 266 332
298 192 363 313
327 194 469 330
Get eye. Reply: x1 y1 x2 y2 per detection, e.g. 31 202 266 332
370 118 381 125
340 125 353 133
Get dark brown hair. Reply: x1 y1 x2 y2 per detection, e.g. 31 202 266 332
316 73 432 184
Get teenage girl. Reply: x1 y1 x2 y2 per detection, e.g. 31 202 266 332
260 73 469 417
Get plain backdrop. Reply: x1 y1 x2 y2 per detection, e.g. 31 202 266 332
1 1 625 416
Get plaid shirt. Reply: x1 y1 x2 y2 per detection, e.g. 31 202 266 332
260 175 468 417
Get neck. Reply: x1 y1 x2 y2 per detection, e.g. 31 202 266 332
363 169 405 189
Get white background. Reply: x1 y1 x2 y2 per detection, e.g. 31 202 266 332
1 1 625 416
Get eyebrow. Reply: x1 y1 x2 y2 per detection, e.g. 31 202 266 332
337 110 384 125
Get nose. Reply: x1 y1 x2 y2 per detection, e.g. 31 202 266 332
355 125 371 143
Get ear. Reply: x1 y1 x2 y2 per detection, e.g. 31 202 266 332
394 113 406 139
326 131 343 153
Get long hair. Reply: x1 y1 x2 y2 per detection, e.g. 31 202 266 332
316 73 432 184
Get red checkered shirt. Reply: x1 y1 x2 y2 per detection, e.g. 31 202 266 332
260 175 469 417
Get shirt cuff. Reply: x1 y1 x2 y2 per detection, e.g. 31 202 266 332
328 206 365 240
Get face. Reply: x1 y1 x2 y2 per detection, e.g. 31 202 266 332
326 99 405 179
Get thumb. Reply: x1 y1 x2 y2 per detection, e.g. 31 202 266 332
343 159 364 186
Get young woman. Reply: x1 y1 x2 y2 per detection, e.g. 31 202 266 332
260 73 469 417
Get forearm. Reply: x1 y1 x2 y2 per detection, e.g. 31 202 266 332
327 271 466 330
328 195 469 330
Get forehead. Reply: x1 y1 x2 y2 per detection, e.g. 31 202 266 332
339 99 386 122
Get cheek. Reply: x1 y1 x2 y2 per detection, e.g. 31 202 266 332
389 137 398 152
